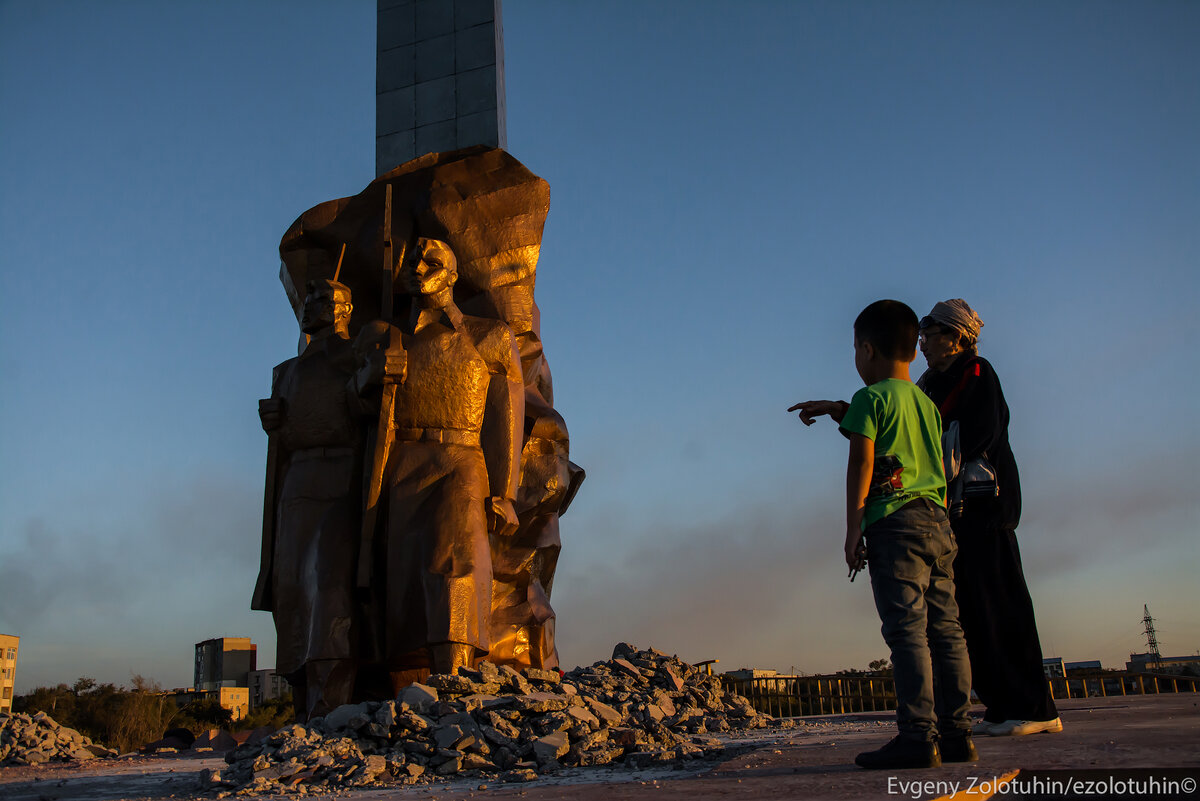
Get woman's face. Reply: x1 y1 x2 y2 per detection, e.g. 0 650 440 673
920 325 964 371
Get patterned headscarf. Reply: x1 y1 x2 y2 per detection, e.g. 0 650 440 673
920 299 984 341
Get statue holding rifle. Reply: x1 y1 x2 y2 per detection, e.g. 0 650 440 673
355 236 524 684
260 149 581 702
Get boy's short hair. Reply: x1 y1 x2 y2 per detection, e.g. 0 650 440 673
854 300 918 360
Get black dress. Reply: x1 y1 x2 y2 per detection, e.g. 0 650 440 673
918 353 1058 723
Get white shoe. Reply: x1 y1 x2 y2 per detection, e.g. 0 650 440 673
989 717 1063 736
972 720 997 735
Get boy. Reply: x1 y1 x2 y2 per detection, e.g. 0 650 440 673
789 300 976 769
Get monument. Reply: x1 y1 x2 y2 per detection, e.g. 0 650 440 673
376 0 506 176
253 1 582 719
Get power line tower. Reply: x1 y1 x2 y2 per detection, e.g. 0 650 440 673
1142 604 1162 670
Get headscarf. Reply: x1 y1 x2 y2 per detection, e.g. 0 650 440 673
920 298 984 341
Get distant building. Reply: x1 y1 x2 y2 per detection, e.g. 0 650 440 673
1126 652 1200 675
215 686 251 720
0 634 18 714
194 637 257 691
192 637 257 719
168 686 251 721
724 669 779 680
248 669 291 709
1042 657 1066 678
1065 660 1103 673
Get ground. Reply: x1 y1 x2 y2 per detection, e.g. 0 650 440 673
1 695 1196 800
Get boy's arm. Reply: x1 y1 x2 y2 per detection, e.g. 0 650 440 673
788 399 850 426
845 433 873 570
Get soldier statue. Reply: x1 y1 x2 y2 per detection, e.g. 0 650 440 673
253 278 364 720
354 237 524 684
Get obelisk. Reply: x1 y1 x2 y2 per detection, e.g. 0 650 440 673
376 0 507 176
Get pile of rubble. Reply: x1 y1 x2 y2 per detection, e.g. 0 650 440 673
206 644 787 795
0 711 117 765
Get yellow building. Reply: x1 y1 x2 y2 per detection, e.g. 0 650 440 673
217 686 250 720
167 686 251 721
0 633 18 713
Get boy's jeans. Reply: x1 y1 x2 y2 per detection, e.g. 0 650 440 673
866 498 972 742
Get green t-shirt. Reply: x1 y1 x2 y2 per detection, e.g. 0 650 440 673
839 378 946 529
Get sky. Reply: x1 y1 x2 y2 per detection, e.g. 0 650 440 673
1 0 1197 693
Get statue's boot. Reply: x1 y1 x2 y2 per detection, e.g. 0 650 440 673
304 658 357 719
429 642 474 675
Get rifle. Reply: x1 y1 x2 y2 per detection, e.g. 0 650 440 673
358 183 404 589
334 242 347 282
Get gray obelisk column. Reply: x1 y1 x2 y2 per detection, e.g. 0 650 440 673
376 0 507 176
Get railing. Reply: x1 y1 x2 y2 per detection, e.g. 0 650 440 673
723 674 896 717
1046 672 1200 700
724 671 1200 718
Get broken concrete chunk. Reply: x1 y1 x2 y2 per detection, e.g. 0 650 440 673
461 752 493 770
523 667 561 684
322 702 371 731
611 642 640 661
434 755 463 775
396 682 440 712
514 691 569 714
497 665 532 694
427 673 478 695
374 700 396 728
531 730 569 765
361 754 388 780
458 692 504 712
565 705 599 729
501 767 538 782
432 723 477 752
582 696 622 726
611 658 646 682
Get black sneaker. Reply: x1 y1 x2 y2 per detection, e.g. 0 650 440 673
854 736 941 770
940 733 979 763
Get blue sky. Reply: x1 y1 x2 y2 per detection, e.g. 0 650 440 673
1 0 1197 692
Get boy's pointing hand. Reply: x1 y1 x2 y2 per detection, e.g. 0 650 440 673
788 399 849 426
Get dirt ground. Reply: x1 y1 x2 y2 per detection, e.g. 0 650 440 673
2 695 1197 801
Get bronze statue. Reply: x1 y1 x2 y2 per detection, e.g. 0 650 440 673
259 148 582 693
355 237 524 681
253 278 364 720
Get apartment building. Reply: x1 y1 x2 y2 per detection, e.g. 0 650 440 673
0 633 18 713
194 637 256 691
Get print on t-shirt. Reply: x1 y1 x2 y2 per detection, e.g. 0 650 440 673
869 454 904 500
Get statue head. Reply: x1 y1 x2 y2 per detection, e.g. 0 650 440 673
301 278 353 335
400 238 457 305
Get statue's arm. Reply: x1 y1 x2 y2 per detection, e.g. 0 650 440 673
348 321 406 414
480 323 525 533
253 360 291 612
258 360 293 432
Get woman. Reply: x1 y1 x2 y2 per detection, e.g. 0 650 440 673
916 299 1061 736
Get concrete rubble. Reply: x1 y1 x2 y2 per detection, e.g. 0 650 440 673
0 711 118 765
203 644 790 796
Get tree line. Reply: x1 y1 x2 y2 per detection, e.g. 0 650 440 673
12 676 293 754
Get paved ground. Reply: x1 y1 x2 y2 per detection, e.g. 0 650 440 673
2 695 1197 800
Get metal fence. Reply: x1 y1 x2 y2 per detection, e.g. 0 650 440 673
1047 672 1200 700
723 671 1199 718
723 674 897 717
